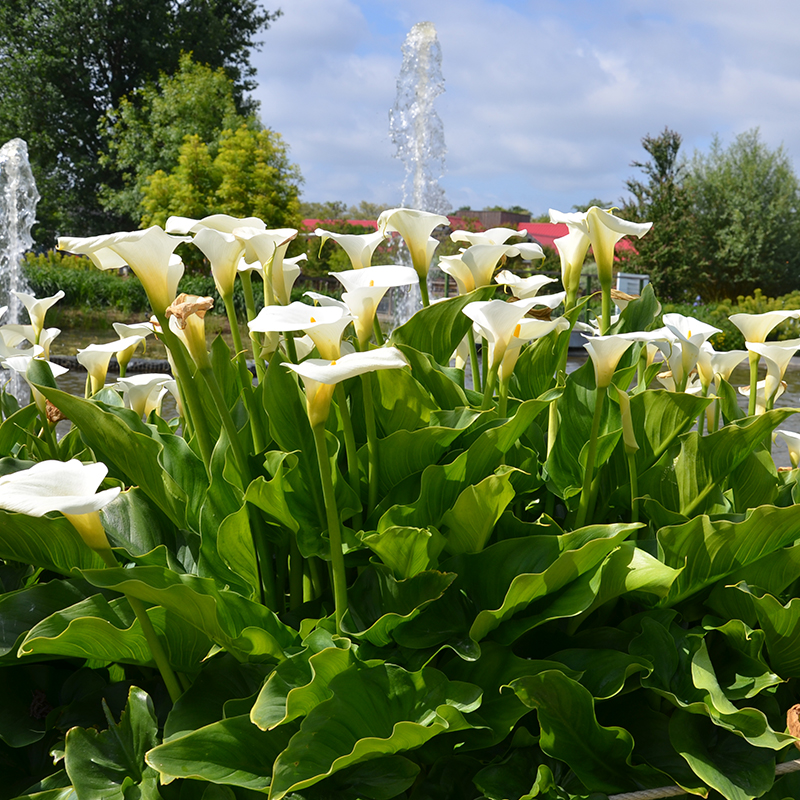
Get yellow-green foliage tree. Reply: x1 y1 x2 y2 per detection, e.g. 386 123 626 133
140 124 302 230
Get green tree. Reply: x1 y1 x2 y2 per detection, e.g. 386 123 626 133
0 0 280 244
99 55 244 222
685 129 800 300
620 128 701 301
140 124 302 231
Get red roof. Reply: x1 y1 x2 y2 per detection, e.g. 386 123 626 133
517 222 636 254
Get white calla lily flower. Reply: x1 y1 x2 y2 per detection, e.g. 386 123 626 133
192 228 245 300
0 460 120 553
730 310 800 343
116 373 172 419
285 347 409 427
696 344 747 389
583 334 636 388
58 227 190 313
315 228 387 270
774 430 800 468
377 208 449 280
498 316 570 384
12 291 65 342
746 341 800 407
233 227 299 305
462 297 543 370
739 379 786 416
495 270 557 299
2 355 67 413
166 214 266 235
249 302 353 360
78 335 145 395
450 227 524 246
553 227 591 303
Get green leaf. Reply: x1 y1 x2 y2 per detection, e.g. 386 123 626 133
673 410 795 516
669 709 776 800
0 579 94 661
394 345 472 409
371 365 437 435
732 583 800 678
360 526 447 579
510 670 662 794
657 504 800 607
80 565 298 662
343 563 456 646
448 522 637 642
64 686 160 800
390 286 496 363
146 714 294 791
439 468 517 556
19 594 212 672
0 402 38 455
269 662 481 800
250 630 355 731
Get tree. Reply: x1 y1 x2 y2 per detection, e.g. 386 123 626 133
620 128 702 301
685 129 800 300
0 0 280 244
99 55 245 222
140 125 302 232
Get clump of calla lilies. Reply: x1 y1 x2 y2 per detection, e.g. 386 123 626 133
3 202 800 799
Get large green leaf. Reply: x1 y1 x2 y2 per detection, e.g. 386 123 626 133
510 670 663 794
371 365 437 435
343 563 456 646
630 617 792 750
19 594 212 672
377 399 547 532
0 511 106 575
732 583 800 678
0 402 38 455
64 687 160 800
657 504 800 607
359 526 447 579
80 565 298 662
671 410 795 516
34 384 206 531
250 630 355 731
269 662 482 799
394 345 472 409
440 468 517 555
668 709 776 800
390 286 496 363
446 522 637 642
0 579 95 661
146 714 294 791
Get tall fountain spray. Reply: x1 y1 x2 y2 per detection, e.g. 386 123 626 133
1 138 38 403
390 21 449 214
0 138 37 322
389 22 449 322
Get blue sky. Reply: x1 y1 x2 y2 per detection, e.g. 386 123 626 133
249 0 800 217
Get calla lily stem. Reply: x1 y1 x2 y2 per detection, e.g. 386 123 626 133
468 334 482 392
481 363 499 411
335 383 363 531
361 372 380 516
575 387 605 528
96 548 181 703
311 424 348 631
748 350 759 416
627 451 639 526
418 276 430 307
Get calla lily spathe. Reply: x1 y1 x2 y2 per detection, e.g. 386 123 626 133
439 244 544 295
331 265 417 346
234 227 299 305
116 373 172 419
0 459 120 552
774 430 800 468
192 227 245 300
462 297 544 370
315 228 387 270
377 208 449 280
495 270 557 299
166 213 266 235
730 310 800 343
12 291 65 342
249 302 354 360
285 347 409 427
2 355 67 414
58 227 189 313
78 335 145 395
583 334 635 388
746 340 800 407
450 227 524 246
